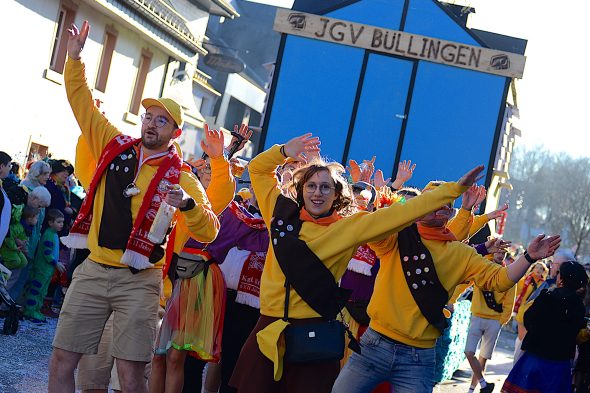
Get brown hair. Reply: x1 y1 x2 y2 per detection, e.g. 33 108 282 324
286 158 353 214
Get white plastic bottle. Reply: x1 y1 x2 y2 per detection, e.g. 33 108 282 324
148 198 177 244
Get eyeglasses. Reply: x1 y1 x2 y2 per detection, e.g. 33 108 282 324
304 183 335 195
141 113 170 129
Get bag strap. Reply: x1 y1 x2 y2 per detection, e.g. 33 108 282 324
283 280 290 321
271 195 349 320
398 224 449 333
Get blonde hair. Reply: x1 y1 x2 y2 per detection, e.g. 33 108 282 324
528 261 548 279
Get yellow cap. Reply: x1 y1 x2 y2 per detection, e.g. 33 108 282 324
142 97 184 128
237 187 252 200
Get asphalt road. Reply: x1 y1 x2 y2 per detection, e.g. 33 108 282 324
0 317 517 393
437 328 517 392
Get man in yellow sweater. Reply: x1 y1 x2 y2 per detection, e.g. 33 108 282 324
48 21 220 393
464 251 516 393
332 182 561 393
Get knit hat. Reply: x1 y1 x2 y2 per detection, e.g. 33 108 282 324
50 159 74 175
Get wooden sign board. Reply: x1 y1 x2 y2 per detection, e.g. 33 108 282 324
273 9 526 78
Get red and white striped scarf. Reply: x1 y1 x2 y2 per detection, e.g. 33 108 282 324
62 134 182 269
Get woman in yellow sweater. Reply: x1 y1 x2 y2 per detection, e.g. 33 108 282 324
512 261 547 363
229 134 485 393
332 179 561 393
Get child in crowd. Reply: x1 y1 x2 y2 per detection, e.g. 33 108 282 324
23 208 65 322
0 205 40 270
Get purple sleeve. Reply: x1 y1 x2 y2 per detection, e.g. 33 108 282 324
474 242 489 256
184 209 269 263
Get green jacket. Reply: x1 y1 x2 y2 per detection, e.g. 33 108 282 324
0 204 28 269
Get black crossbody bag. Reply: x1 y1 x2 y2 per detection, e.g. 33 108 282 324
282 281 346 363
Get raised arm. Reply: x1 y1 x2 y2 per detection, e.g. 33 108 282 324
465 234 561 292
202 125 235 214
65 21 119 156
342 166 484 248
391 159 415 190
250 134 320 224
448 184 483 240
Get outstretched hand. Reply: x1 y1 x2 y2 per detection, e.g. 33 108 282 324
487 203 509 220
392 160 416 189
462 184 486 210
457 165 485 187
373 170 391 189
228 124 253 155
67 21 89 60
526 234 562 261
359 156 376 183
347 160 361 183
485 237 512 254
283 134 320 163
201 124 224 158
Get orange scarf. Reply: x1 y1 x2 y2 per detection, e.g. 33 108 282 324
416 224 457 242
299 209 341 226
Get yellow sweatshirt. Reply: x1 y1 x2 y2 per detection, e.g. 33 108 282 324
470 214 491 238
471 285 516 325
250 145 467 319
368 236 515 348
514 277 544 324
64 58 220 268
447 209 491 241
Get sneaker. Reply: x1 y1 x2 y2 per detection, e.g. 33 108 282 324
480 383 495 393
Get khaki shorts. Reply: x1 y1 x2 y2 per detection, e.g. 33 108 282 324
76 314 121 391
53 259 161 362
464 315 502 360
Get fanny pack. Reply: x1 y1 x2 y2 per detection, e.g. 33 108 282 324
175 251 209 279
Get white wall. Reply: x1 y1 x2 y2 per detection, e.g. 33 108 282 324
0 0 189 165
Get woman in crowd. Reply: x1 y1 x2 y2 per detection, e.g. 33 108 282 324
502 261 588 393
21 160 51 192
229 133 483 393
149 125 254 393
512 261 548 363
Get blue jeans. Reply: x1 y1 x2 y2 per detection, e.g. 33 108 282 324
332 328 436 393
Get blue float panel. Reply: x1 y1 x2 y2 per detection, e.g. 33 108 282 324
399 61 506 190
404 0 481 45
326 0 405 30
345 54 414 175
264 36 364 162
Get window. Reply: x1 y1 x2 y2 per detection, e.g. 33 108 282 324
49 1 77 74
95 26 118 92
129 49 153 115
224 97 261 130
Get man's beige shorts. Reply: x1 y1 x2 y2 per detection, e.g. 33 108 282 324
464 315 502 360
53 259 161 362
76 314 121 391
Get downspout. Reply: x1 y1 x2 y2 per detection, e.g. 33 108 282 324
159 56 174 97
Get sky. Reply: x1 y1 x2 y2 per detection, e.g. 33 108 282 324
246 0 589 158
